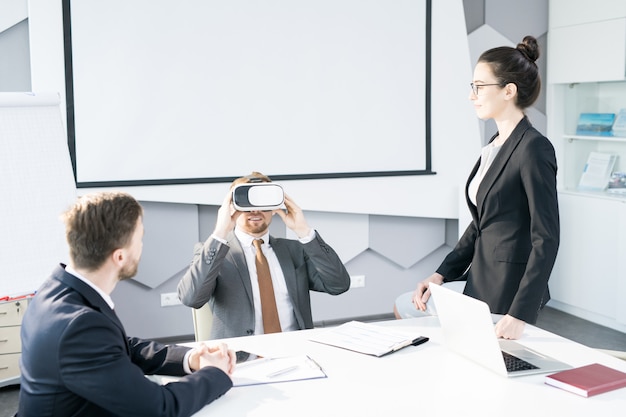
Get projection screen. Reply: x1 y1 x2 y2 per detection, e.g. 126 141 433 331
63 0 432 187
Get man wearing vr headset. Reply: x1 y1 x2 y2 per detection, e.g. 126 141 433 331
177 172 350 339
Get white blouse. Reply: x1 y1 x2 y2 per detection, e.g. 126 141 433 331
468 141 502 206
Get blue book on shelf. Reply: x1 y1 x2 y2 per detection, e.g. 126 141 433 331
576 113 615 136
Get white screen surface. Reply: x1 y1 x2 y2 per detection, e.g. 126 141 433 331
65 0 430 185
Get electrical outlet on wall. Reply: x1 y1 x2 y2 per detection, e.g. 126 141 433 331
160 292 182 307
350 275 365 289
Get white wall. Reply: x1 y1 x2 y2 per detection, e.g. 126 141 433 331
22 0 483 338
0 0 27 33
27 0 480 221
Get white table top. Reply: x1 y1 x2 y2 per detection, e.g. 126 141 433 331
186 317 626 416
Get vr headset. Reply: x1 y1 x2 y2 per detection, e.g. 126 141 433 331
232 182 284 211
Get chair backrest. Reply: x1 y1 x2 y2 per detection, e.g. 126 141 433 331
192 303 214 342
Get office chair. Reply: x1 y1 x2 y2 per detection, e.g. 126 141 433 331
192 303 214 342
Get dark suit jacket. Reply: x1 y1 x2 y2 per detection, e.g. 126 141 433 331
178 231 350 339
18 264 232 417
437 117 559 324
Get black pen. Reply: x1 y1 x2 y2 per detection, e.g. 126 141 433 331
411 336 429 346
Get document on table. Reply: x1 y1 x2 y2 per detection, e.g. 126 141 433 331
147 354 326 387
232 354 327 386
309 320 429 357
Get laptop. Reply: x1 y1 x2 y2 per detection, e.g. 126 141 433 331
429 283 571 377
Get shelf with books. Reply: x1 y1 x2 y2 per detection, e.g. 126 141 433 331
562 135 626 196
554 81 626 196
557 83 626 142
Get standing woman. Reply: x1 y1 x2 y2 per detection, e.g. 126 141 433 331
396 35 559 340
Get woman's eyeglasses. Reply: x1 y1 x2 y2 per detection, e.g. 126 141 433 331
470 82 501 95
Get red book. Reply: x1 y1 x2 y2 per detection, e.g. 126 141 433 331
545 363 626 397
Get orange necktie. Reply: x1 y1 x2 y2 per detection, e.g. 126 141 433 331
253 239 281 333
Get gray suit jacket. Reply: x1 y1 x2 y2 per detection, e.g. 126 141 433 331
178 230 350 339
437 117 559 325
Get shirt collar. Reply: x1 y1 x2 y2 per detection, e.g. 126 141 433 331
235 227 270 248
65 265 115 310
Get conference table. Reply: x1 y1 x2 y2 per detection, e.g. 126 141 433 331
182 316 626 416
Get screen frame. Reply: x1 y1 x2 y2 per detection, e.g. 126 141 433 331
62 0 434 188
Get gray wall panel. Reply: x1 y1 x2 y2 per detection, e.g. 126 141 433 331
0 19 31 92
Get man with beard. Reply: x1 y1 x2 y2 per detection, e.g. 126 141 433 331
178 172 351 339
18 192 236 417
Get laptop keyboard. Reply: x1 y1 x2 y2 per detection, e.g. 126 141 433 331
502 351 539 372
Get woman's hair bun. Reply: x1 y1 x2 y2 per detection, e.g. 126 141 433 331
516 35 540 63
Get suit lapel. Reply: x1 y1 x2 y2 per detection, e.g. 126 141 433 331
474 117 531 220
56 268 130 351
270 237 303 324
226 231 255 305
270 238 297 295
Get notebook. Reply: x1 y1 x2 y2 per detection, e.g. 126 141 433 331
545 363 626 397
429 283 571 377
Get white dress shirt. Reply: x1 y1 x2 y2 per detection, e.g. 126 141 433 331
234 227 315 334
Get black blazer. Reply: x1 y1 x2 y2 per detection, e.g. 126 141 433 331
437 117 559 324
18 264 232 417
